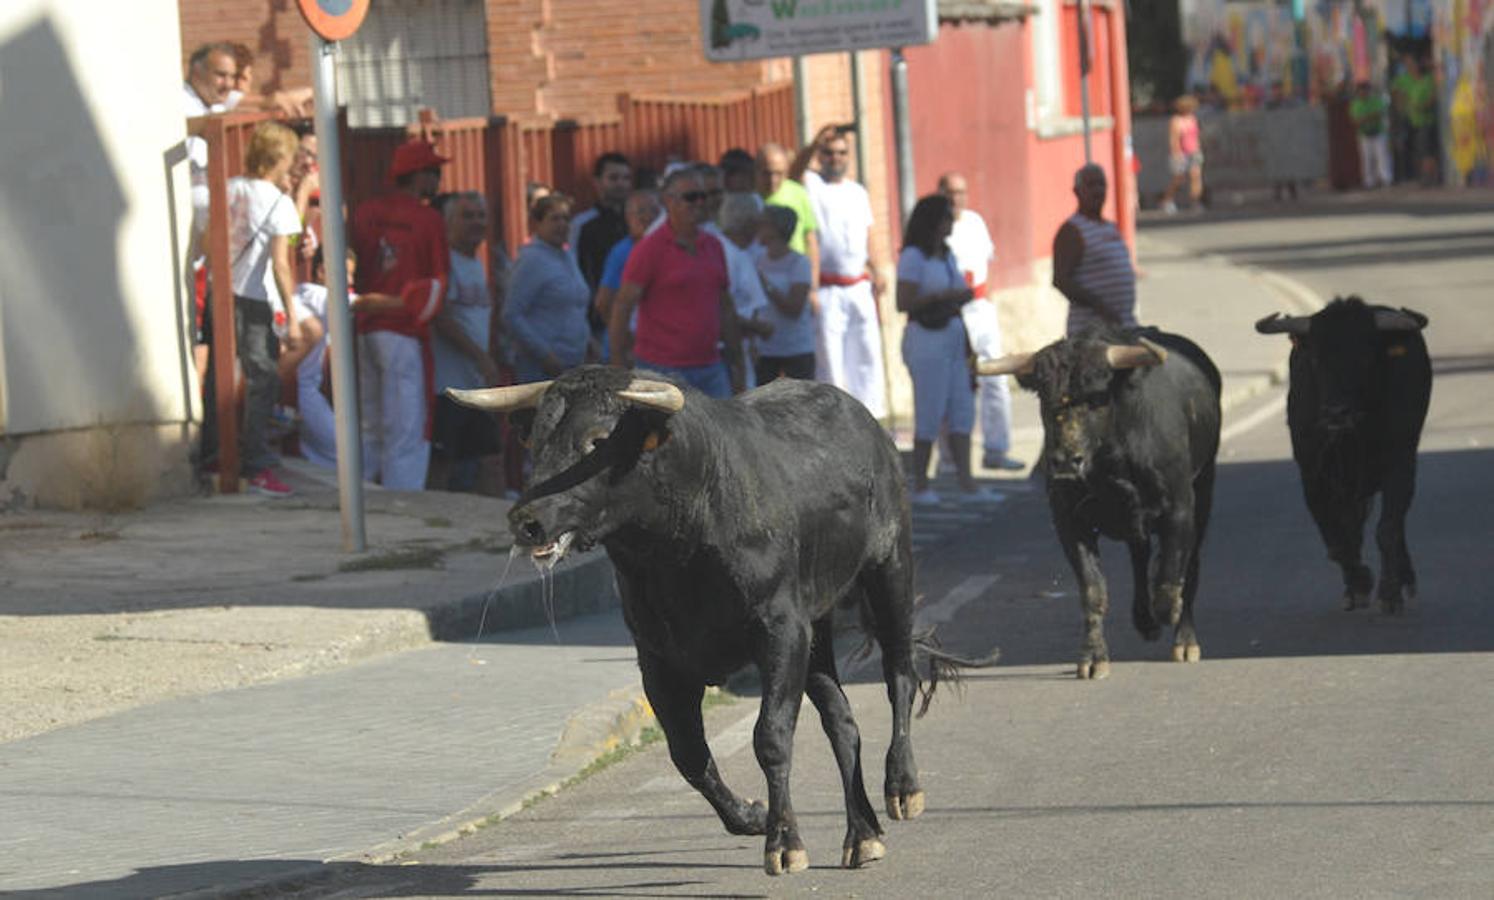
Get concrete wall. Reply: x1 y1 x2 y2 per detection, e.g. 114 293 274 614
0 0 196 509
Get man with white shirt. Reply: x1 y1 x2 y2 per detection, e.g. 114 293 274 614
793 124 887 419
940 172 1023 471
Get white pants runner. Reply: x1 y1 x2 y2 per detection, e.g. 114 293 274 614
960 297 1013 455
1357 133 1392 189
358 330 430 490
814 279 886 419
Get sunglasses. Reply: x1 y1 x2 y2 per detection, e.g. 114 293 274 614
674 188 724 204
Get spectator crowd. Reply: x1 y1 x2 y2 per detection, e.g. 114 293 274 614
183 44 1146 506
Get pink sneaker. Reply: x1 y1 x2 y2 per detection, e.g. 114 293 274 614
247 469 294 498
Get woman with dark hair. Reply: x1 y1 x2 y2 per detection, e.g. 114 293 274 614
897 194 988 505
504 193 592 384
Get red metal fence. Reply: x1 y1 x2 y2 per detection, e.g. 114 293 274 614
192 83 795 489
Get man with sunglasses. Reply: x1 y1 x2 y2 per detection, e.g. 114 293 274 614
609 167 745 398
792 123 888 419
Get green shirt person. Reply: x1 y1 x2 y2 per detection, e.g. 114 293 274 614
1349 87 1388 137
755 142 819 273
1393 62 1436 129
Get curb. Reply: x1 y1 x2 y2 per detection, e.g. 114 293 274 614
347 686 656 867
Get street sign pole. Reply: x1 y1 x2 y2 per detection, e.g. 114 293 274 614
1079 0 1093 164
890 48 916 225
310 34 366 553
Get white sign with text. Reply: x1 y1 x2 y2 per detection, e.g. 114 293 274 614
700 0 938 62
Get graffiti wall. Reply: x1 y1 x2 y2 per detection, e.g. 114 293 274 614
1180 1 1412 108
1435 0 1493 184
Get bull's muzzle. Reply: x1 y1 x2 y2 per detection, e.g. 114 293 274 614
509 506 547 547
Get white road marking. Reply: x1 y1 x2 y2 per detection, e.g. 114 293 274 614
1222 393 1288 444
915 574 1000 630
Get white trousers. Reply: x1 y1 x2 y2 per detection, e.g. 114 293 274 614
814 280 886 419
358 330 430 490
297 341 337 469
901 319 974 441
1358 133 1392 188
959 298 1013 454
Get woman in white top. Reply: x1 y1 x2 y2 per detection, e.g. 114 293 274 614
897 194 988 505
200 121 303 497
753 205 815 383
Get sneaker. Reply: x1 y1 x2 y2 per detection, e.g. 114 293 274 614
247 469 294 498
909 488 941 507
982 451 1027 471
1161 200 1178 215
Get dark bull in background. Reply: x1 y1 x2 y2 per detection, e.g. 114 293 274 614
979 327 1223 680
1256 297 1432 614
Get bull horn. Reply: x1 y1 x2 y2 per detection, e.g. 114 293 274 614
1255 312 1311 335
1106 338 1167 369
617 378 685 413
975 351 1037 377
1375 308 1428 331
445 381 551 411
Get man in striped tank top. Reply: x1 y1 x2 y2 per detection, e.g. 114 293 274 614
1052 164 1138 335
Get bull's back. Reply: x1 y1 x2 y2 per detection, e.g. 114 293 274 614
734 379 907 571
1128 329 1223 468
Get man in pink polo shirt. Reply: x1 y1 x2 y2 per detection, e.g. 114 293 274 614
609 166 745 397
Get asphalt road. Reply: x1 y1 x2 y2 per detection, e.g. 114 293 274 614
281 198 1494 899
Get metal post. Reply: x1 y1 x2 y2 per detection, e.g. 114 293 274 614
1079 0 1093 164
793 56 812 146
310 35 366 553
890 48 916 224
849 50 867 182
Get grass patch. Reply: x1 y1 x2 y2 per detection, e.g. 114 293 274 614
337 545 446 573
423 516 453 528
78 529 121 542
290 573 328 583
701 686 738 712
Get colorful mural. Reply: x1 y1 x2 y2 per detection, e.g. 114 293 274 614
1177 0 1491 188
1434 0 1493 183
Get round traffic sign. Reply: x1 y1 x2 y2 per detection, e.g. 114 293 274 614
297 0 370 42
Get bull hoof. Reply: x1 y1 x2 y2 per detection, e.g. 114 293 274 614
1343 590 1371 611
1172 643 1201 663
1379 590 1405 616
886 790 925 820
842 836 886 868
1077 659 1110 680
764 848 809 876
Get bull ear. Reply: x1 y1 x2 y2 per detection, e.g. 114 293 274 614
1106 338 1167 369
1375 308 1428 331
1255 312 1310 336
445 382 551 411
975 351 1037 377
617 378 685 413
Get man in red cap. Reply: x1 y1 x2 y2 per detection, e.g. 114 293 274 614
350 138 451 489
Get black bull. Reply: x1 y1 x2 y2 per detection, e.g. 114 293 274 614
1256 297 1432 613
979 328 1222 679
449 367 991 876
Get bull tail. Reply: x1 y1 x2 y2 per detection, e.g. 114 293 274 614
913 627 1000 718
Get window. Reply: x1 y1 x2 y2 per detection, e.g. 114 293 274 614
337 0 491 127
1031 0 1115 137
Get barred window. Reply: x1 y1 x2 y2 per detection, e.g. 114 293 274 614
336 0 491 127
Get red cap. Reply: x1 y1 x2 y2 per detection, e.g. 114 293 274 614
388 139 450 179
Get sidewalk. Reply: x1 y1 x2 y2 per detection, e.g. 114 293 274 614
0 236 1323 897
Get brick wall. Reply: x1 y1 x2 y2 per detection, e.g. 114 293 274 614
182 0 779 122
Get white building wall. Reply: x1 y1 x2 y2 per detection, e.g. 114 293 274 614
0 0 196 508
